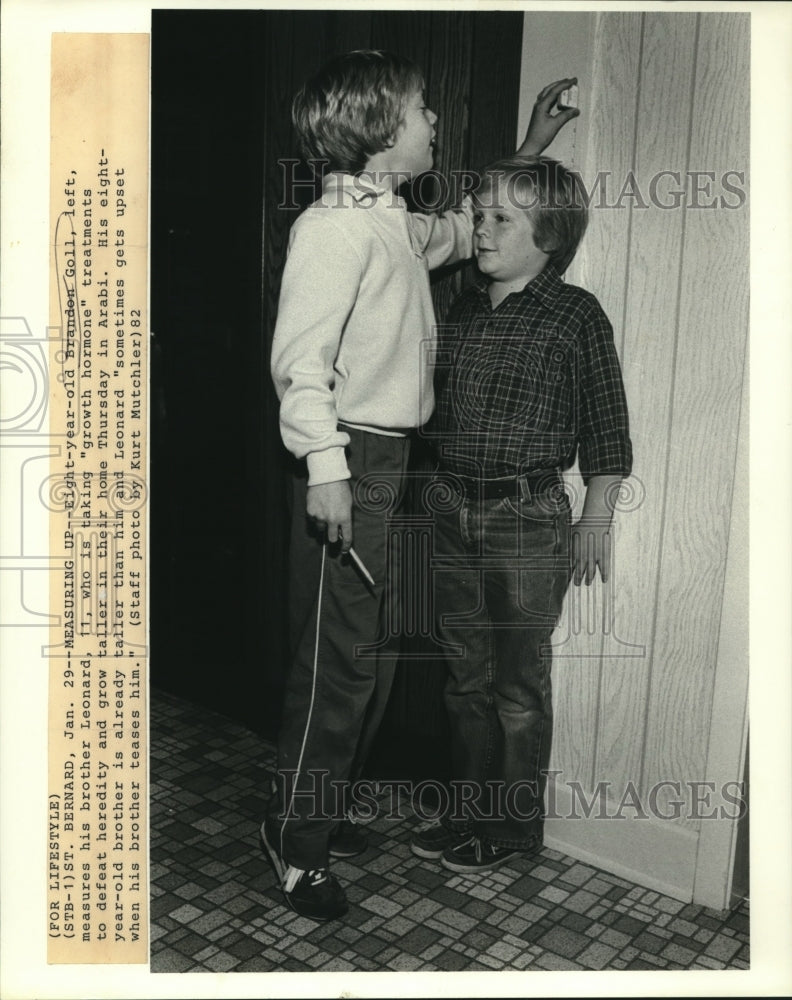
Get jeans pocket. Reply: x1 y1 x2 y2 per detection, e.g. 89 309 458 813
502 491 570 524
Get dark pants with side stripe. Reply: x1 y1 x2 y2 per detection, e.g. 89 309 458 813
267 426 410 870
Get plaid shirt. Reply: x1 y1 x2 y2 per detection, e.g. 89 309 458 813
430 265 632 483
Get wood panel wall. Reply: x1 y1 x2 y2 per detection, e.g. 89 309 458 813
530 12 749 899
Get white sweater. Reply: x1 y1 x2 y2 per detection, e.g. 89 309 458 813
271 172 473 485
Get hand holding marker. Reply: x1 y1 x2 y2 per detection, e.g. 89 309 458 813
348 547 375 587
336 529 375 587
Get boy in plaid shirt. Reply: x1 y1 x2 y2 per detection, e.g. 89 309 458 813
412 157 632 872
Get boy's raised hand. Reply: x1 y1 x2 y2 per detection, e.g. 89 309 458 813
519 77 580 156
307 480 353 550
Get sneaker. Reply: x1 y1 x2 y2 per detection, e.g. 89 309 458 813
410 823 470 860
329 816 369 859
268 776 368 858
260 822 348 921
440 833 539 873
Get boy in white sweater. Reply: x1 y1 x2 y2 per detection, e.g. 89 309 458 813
264 49 577 921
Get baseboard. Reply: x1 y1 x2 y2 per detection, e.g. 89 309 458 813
543 780 699 903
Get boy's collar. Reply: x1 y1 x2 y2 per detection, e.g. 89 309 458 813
323 171 400 204
475 264 562 309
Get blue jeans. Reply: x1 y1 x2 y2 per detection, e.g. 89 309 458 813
433 483 571 849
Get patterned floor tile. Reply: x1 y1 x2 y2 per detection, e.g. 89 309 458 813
577 940 619 969
149 688 749 974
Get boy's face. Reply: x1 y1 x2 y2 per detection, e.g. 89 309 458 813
387 88 437 177
473 178 550 286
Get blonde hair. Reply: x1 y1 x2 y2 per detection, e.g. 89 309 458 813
292 50 424 174
478 157 588 275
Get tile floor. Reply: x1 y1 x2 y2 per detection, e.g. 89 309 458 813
149 688 749 974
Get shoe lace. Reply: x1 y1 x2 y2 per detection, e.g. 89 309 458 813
283 865 328 893
458 834 485 862
466 835 507 862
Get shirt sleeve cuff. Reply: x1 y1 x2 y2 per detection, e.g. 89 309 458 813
306 447 351 487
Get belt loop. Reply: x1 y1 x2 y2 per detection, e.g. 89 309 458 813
518 474 532 505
